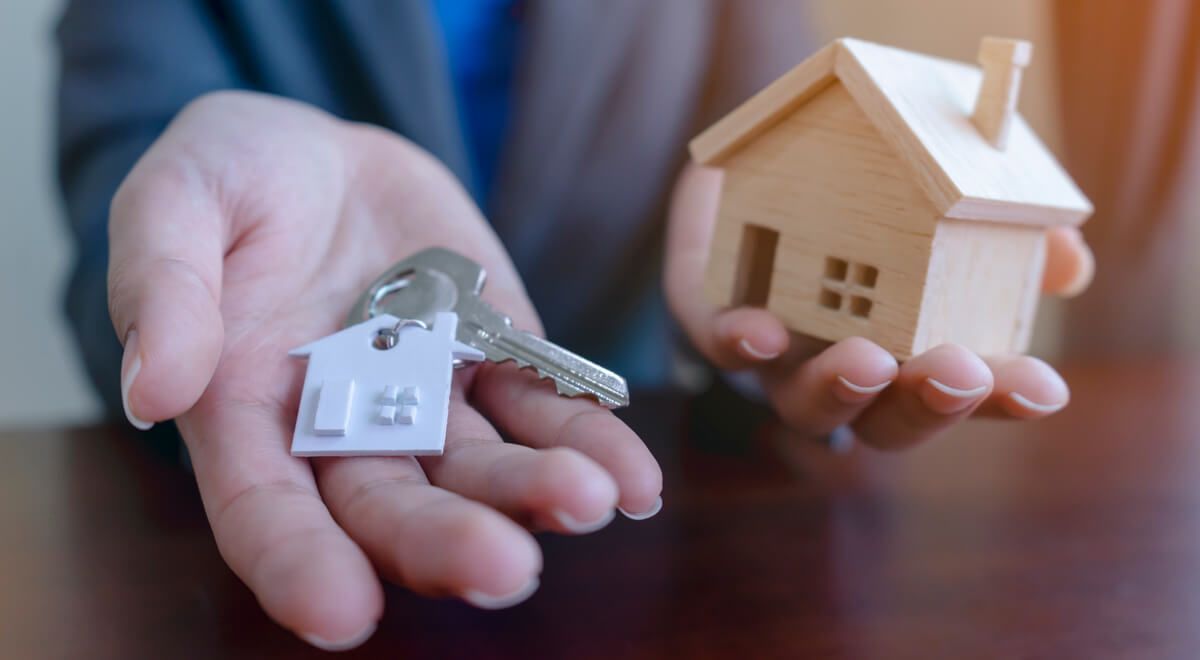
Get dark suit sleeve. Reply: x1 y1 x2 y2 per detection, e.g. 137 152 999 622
56 0 244 418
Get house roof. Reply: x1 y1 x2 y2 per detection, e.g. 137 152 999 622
289 313 484 363
690 38 1092 227
289 314 420 358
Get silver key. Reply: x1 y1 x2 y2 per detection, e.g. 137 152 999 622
347 248 630 408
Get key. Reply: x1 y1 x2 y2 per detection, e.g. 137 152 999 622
347 248 631 408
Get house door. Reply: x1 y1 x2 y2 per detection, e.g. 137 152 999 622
731 224 779 307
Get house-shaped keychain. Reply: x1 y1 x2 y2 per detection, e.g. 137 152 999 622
691 37 1093 359
288 312 484 456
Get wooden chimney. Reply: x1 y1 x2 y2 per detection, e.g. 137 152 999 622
971 37 1033 150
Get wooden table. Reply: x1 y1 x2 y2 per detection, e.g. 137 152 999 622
3 361 1199 658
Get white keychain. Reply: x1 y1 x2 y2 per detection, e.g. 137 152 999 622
288 312 484 456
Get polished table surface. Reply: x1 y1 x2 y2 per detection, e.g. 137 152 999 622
3 360 1200 658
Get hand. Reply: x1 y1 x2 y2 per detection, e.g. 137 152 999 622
665 163 1095 450
109 92 662 650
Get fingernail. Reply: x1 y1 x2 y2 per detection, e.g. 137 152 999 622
739 338 781 361
463 576 540 610
1008 392 1067 415
618 496 663 521
922 378 989 415
552 507 615 534
301 622 377 652
120 329 154 431
834 375 892 403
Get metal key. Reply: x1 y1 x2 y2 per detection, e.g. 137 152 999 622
347 248 630 408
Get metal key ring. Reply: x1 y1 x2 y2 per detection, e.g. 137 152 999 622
366 271 417 319
346 264 459 330
371 317 429 350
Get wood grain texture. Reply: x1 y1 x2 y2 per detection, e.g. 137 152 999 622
692 38 1092 227
694 36 1094 359
3 362 1200 658
971 37 1033 149
689 43 837 166
836 38 1091 226
704 82 937 358
915 220 1046 355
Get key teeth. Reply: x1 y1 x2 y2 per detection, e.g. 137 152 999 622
539 371 605 403
490 354 628 408
552 381 583 397
553 381 626 409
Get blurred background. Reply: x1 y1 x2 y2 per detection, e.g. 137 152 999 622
1 1 99 426
2 0 1196 426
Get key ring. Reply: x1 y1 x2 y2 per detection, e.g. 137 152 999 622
371 317 429 350
365 271 415 319
347 263 462 330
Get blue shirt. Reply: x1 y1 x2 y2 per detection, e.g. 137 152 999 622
428 1 667 386
429 0 521 205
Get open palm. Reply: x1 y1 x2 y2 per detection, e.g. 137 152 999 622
665 163 1095 449
110 92 662 650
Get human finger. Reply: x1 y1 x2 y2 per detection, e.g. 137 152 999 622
762 336 898 439
108 154 226 429
974 355 1070 419
471 362 662 520
179 398 382 651
851 344 993 450
1042 226 1094 297
663 163 791 370
313 452 543 610
419 390 621 533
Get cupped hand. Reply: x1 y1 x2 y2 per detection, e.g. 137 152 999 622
109 92 662 650
665 163 1095 450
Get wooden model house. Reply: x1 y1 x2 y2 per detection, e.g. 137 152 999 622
691 37 1092 359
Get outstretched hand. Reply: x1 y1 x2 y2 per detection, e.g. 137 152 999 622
665 163 1095 450
109 92 662 650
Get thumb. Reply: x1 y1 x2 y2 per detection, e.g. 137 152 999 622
1042 226 1094 298
663 163 789 371
108 163 225 429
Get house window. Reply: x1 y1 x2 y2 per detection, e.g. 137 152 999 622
852 264 879 288
849 296 873 318
819 257 879 320
376 385 419 426
824 257 849 281
818 288 843 310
